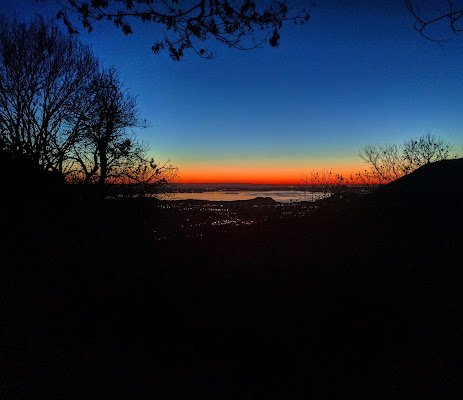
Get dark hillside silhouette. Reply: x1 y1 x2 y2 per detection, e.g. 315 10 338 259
0 141 65 204
2 159 462 398
383 157 463 197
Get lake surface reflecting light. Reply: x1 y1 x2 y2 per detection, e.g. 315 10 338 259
164 190 329 203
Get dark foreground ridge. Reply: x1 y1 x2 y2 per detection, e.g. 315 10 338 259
1 160 462 398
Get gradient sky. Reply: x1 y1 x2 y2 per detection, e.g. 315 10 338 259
2 0 463 183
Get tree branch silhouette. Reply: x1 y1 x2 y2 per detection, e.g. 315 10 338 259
37 0 314 61
406 0 463 43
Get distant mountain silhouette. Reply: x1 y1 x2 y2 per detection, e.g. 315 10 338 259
246 196 277 204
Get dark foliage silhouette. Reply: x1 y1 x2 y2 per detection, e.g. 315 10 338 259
0 137 64 203
38 0 313 60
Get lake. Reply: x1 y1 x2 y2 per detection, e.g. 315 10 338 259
162 190 330 203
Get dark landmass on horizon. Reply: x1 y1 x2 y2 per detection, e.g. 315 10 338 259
2 159 462 398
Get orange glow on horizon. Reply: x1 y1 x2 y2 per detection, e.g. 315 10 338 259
178 166 366 185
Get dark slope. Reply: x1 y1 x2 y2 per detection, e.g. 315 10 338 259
2 160 462 399
386 157 463 196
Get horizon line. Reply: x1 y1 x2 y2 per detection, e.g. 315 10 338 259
175 182 302 185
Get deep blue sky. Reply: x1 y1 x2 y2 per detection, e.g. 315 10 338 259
2 0 462 182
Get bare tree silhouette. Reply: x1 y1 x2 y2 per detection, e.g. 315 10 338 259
0 16 177 199
0 16 97 174
300 169 346 201
67 66 179 198
69 66 149 196
107 158 179 198
403 132 454 168
359 143 408 184
359 133 456 184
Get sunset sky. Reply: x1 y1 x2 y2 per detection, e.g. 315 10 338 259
3 0 463 183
